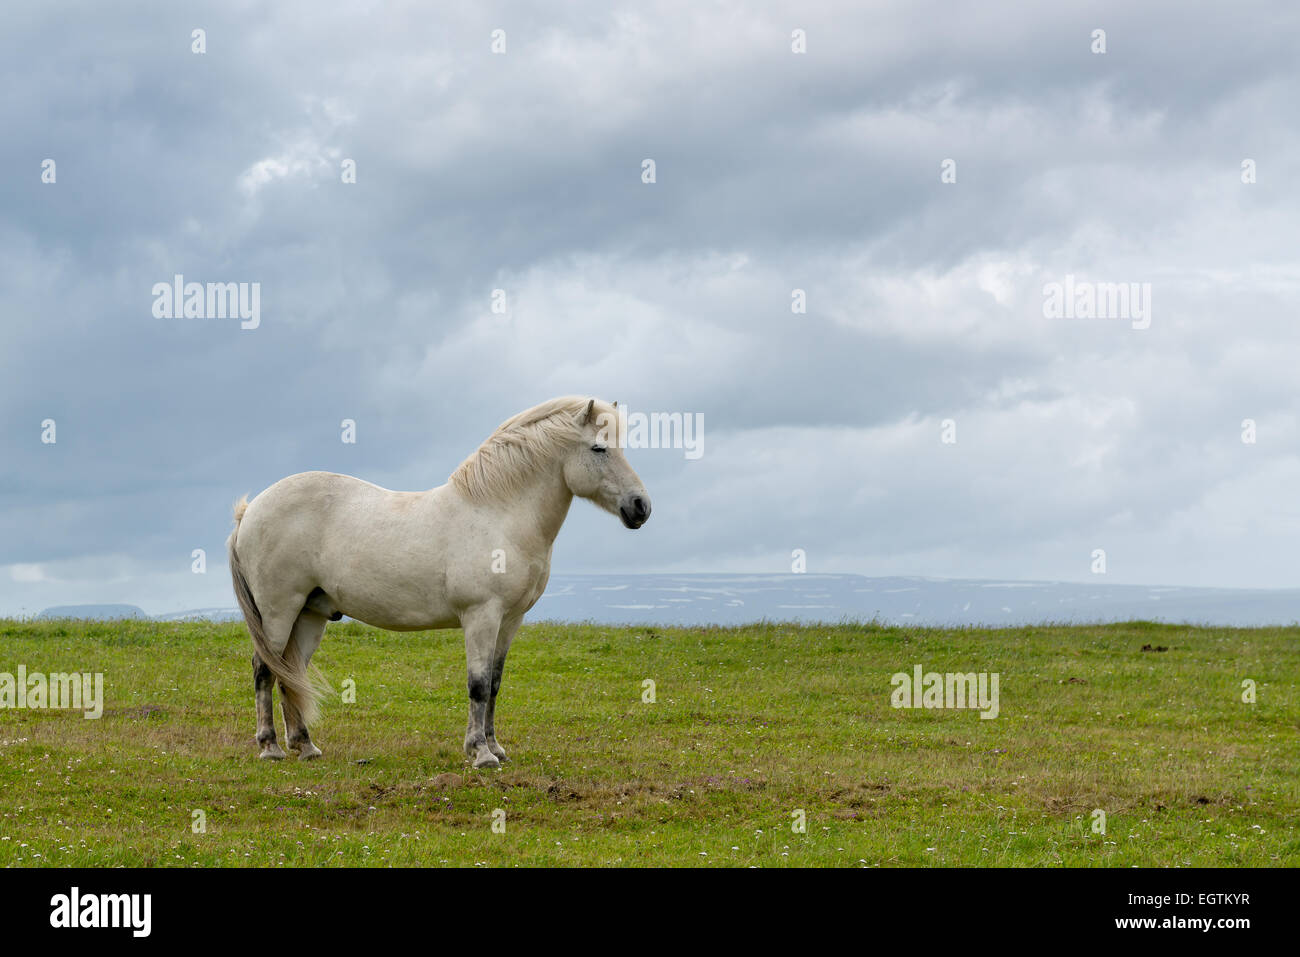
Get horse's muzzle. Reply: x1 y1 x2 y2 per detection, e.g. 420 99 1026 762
619 494 652 529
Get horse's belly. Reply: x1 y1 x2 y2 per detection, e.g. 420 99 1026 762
344 605 460 632
333 585 459 632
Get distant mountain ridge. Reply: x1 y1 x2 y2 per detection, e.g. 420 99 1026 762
36 603 149 620
531 573 1300 627
32 574 1300 627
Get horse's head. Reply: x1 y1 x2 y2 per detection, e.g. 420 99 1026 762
563 398 652 529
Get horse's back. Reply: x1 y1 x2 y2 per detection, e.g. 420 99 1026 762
240 473 390 575
235 469 547 629
236 471 467 626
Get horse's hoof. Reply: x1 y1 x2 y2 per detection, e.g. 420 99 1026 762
297 743 322 761
472 750 501 770
488 743 509 762
259 743 286 760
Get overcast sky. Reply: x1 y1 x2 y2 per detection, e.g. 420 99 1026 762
2 1 1299 616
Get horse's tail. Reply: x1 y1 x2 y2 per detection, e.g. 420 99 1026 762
228 496 323 725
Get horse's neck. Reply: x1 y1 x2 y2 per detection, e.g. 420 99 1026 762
505 464 574 550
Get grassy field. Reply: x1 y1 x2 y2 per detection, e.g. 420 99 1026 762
0 618 1296 867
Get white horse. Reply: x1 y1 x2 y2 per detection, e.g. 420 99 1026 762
227 396 651 769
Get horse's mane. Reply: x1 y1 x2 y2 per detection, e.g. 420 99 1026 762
450 396 608 503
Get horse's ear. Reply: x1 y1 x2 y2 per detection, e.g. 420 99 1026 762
583 398 596 423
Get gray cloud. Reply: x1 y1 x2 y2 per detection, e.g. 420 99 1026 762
3 1 1299 614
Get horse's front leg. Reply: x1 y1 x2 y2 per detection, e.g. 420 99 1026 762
461 605 504 769
484 615 522 762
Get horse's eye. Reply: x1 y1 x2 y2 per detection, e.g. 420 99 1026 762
591 445 607 453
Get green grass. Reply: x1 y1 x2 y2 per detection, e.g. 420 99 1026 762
0 618 1296 867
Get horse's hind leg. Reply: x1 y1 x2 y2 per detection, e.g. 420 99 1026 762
280 610 327 761
253 654 285 760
